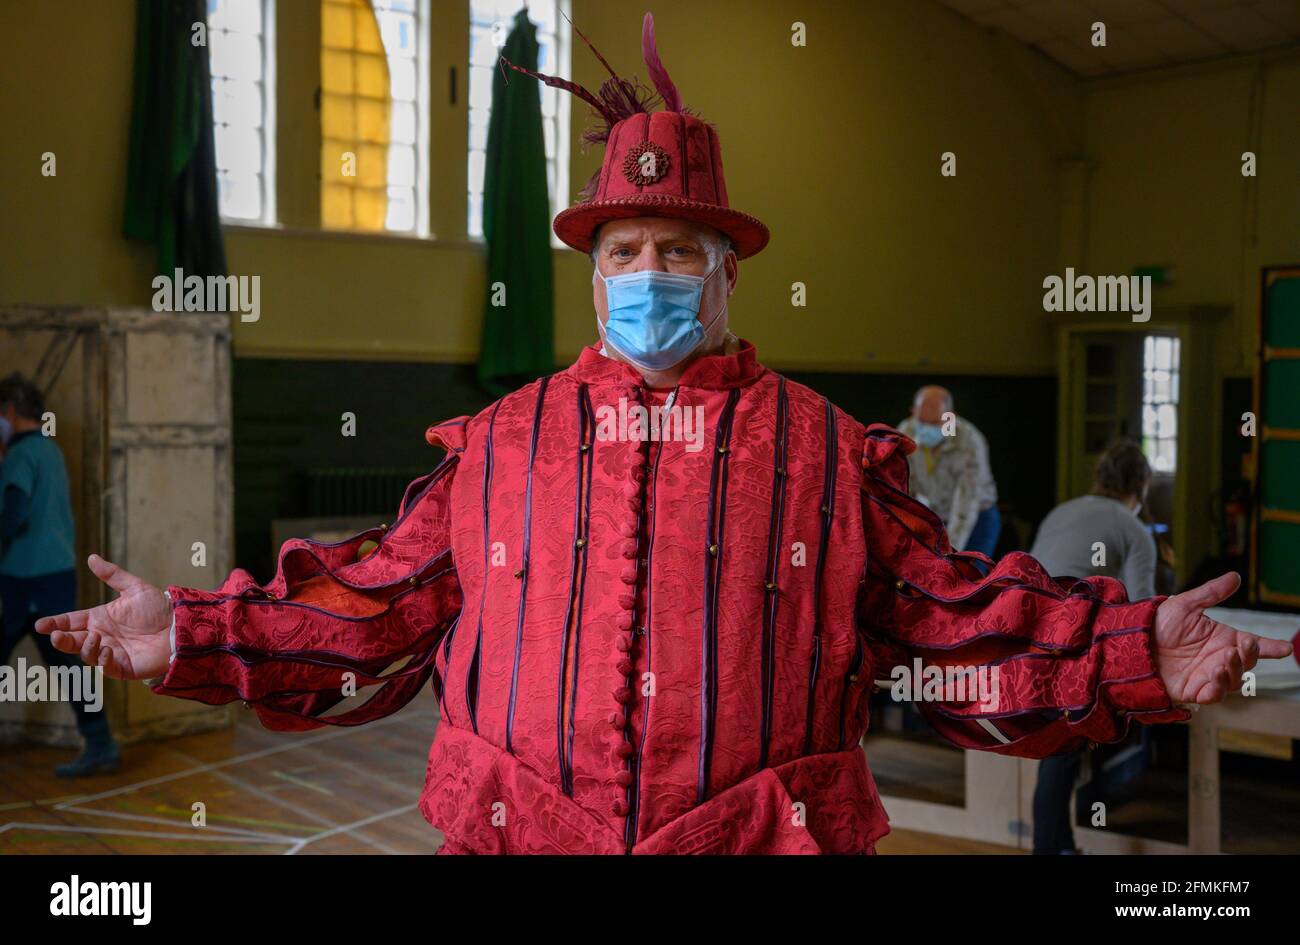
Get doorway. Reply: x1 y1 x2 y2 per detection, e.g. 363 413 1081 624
1060 326 1186 591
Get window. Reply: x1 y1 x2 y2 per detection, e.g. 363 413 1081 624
467 0 570 240
1142 335 1180 473
320 0 431 234
209 0 276 224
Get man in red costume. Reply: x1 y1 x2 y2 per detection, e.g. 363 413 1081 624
38 13 1292 854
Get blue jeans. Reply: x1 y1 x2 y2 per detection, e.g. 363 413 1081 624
0 570 110 740
963 504 1001 557
1033 750 1082 854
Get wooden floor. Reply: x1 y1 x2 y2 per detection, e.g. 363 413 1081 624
878 828 1021 854
1 693 1014 855
0 692 444 854
865 732 967 807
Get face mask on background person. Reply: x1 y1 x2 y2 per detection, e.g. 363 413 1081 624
914 423 944 449
0 415 12 448
595 257 726 372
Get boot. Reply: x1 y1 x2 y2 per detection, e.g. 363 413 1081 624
56 719 120 778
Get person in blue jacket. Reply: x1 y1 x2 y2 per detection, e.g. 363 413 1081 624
0 373 118 776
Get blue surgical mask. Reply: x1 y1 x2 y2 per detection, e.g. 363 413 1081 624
0 415 11 447
914 423 944 448
595 259 725 372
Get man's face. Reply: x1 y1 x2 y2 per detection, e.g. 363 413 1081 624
912 389 949 426
591 217 737 359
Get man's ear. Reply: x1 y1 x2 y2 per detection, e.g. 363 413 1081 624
724 251 739 295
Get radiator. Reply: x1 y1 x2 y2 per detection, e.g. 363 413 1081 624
304 466 429 517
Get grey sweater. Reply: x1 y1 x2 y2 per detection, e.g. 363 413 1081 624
1028 494 1156 600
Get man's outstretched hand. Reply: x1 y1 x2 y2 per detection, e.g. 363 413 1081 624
1154 572 1294 705
34 554 173 681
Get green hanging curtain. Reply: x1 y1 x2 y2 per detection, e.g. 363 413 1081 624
123 0 227 279
478 7 555 396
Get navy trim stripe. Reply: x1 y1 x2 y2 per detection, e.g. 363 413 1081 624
803 398 837 755
555 387 583 793
759 378 789 770
564 388 597 796
467 400 502 735
506 377 550 755
436 614 462 725
556 385 593 796
697 387 740 804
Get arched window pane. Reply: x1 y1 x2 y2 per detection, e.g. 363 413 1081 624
321 0 430 234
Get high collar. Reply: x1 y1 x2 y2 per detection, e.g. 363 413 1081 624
565 339 766 390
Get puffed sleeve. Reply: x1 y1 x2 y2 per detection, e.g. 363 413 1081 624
149 417 470 731
858 424 1188 758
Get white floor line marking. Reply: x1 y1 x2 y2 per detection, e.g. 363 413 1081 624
0 822 291 845
325 754 424 799
56 805 303 844
283 803 419 855
277 755 419 854
47 712 413 810
3 701 435 852
197 762 399 856
272 769 336 796
0 793 84 813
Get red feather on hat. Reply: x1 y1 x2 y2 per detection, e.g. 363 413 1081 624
496 58 619 128
498 10 696 198
497 12 698 135
641 13 683 113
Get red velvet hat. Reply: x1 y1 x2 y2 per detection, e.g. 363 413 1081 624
500 12 770 259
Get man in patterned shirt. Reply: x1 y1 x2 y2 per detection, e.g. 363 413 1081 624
897 386 1001 557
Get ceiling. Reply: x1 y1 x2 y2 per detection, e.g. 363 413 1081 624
936 0 1300 77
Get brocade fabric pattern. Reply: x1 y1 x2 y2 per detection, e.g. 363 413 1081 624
153 341 1186 854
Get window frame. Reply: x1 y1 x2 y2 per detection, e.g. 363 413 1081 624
466 0 571 248
211 0 278 227
318 0 433 237
1141 333 1181 475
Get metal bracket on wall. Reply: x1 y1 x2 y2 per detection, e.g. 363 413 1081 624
33 329 80 396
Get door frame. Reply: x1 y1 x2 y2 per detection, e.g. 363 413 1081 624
1057 319 1192 586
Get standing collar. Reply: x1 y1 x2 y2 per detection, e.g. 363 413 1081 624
565 339 766 390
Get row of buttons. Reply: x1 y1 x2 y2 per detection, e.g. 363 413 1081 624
610 392 653 821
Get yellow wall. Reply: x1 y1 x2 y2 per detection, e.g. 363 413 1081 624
0 0 1081 373
1076 49 1300 577
2 1 1293 379
1083 52 1300 377
0 4 148 307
